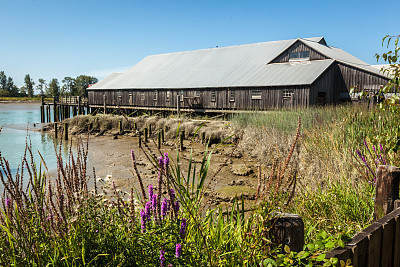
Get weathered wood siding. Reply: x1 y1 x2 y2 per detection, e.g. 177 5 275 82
88 86 311 110
271 40 328 63
337 62 388 92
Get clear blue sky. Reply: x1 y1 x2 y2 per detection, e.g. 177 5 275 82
1 0 399 89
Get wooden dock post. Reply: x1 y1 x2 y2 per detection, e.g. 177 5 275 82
47 105 50 123
54 122 58 138
78 96 81 115
138 131 142 148
40 96 45 123
53 97 58 122
161 128 165 142
103 95 107 114
180 130 185 151
119 120 123 135
63 122 68 140
157 131 161 149
177 95 181 118
144 128 148 142
374 165 400 220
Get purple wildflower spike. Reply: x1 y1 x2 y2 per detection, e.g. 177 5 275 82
140 210 147 233
152 194 158 212
180 218 187 239
145 201 152 221
160 249 166 266
149 184 154 200
175 243 182 258
5 198 10 207
174 201 180 213
161 198 168 217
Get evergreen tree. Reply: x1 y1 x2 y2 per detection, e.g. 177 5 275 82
0 71 6 91
48 78 60 97
74 75 97 96
24 74 35 97
36 79 47 96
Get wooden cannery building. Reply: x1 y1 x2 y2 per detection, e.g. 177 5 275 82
87 37 389 112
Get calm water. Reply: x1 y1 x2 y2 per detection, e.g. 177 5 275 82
0 102 60 175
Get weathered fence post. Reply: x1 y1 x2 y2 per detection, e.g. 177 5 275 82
63 122 68 140
161 128 165 142
54 122 58 139
78 96 81 115
177 95 181 118
103 95 107 114
374 165 400 220
119 120 123 135
144 128 148 143
270 212 304 253
157 131 161 149
40 96 45 123
180 130 185 151
53 97 58 122
138 131 142 148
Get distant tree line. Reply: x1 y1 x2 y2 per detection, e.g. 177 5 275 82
0 71 98 97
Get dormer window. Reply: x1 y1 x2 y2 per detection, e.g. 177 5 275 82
289 51 310 62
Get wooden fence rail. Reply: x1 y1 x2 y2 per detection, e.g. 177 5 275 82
326 165 400 267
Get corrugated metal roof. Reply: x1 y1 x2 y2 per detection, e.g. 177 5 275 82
300 39 384 75
90 37 384 90
91 72 123 88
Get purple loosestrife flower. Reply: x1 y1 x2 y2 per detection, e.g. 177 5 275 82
161 198 168 218
145 201 152 221
175 243 182 258
140 209 147 233
174 201 180 213
5 198 10 207
164 152 170 169
180 218 187 239
160 249 166 267
157 156 164 221
170 189 175 202
148 184 154 201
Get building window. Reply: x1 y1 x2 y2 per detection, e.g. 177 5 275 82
129 93 133 105
229 90 235 102
154 90 158 101
166 91 170 101
141 93 145 101
283 89 294 98
195 91 200 97
211 91 216 102
251 90 261 100
289 51 310 61
180 90 184 102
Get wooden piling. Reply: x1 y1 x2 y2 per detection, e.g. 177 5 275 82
161 128 165 142
53 97 58 122
54 122 58 138
40 105 45 123
144 128 148 142
374 165 400 220
138 131 142 148
47 105 50 123
103 95 107 114
157 131 161 149
180 130 185 151
119 120 123 135
78 96 81 115
148 124 152 136
63 122 68 140
177 94 181 118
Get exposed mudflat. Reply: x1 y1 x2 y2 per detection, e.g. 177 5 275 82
84 132 259 208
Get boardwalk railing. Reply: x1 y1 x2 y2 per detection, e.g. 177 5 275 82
326 165 400 267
